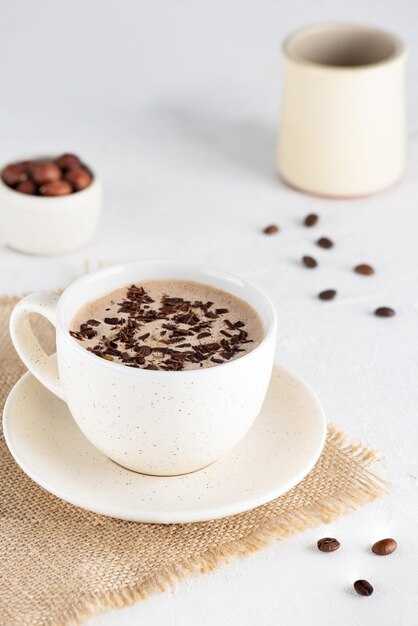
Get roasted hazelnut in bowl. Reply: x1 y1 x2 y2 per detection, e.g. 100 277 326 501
0 154 102 255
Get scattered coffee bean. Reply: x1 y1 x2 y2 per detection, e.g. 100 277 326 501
302 255 317 268
2 163 28 186
371 538 397 556
318 289 337 301
30 162 62 185
353 580 373 596
263 224 279 235
304 213 319 227
354 264 375 276
16 180 37 195
55 153 82 171
317 237 333 249
65 168 92 191
39 180 73 196
374 307 395 318
317 537 340 552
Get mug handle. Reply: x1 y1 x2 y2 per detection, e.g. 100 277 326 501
9 292 65 401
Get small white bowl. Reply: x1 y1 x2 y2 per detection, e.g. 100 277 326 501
0 156 102 255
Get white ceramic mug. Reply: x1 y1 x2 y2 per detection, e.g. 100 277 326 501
278 23 406 197
9 261 277 475
0 155 102 255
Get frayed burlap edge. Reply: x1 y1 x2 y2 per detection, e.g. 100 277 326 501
43 424 388 626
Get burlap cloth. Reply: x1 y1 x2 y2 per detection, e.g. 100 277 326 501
0 295 387 626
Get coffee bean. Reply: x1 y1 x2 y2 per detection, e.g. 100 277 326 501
302 255 317 268
318 289 337 301
354 263 375 276
371 538 397 556
2 163 28 186
65 168 92 191
30 162 62 185
304 213 318 227
374 307 395 318
55 153 82 171
16 180 37 195
317 537 340 552
317 237 333 249
263 224 279 235
39 180 73 196
353 580 373 596
20 160 34 170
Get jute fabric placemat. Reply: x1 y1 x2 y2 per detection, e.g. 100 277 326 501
0 295 387 626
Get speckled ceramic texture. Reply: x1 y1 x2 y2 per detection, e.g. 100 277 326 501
9 261 277 475
3 362 326 523
0 155 102 255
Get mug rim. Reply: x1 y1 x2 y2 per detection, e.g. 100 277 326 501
282 22 405 71
57 260 277 377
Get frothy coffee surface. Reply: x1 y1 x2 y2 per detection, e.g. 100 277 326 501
70 280 264 371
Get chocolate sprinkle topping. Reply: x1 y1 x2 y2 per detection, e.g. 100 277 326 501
70 284 257 371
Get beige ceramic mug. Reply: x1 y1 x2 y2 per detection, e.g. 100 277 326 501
278 23 406 197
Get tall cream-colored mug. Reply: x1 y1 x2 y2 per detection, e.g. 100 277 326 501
278 23 406 197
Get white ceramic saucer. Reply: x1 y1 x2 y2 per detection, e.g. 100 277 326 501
3 362 326 524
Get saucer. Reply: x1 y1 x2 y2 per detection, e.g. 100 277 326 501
3 362 326 524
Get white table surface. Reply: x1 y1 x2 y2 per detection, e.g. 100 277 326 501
1 1 418 624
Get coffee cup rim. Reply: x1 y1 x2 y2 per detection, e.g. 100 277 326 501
282 22 405 71
57 260 277 377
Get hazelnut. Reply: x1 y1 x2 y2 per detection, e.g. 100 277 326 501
30 162 62 185
16 180 37 195
65 168 92 191
2 163 28 186
39 180 73 196
55 153 82 171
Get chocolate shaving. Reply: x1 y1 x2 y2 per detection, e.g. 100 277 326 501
136 345 152 357
86 319 100 326
104 317 119 325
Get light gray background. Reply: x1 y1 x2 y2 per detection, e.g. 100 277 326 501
1 1 417 624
